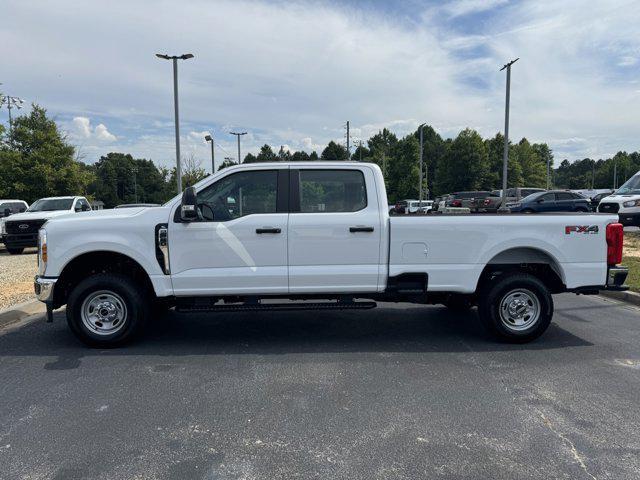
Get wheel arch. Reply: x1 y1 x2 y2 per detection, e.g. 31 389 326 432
53 250 156 309
476 247 566 294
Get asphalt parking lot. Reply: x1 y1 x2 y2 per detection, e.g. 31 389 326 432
1 294 640 479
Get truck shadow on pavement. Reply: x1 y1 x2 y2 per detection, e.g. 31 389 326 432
0 304 597 370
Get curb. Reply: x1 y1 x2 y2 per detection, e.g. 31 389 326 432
0 299 46 329
600 290 640 307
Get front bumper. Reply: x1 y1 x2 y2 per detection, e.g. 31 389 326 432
618 212 640 227
5 233 38 248
606 266 629 291
34 275 57 303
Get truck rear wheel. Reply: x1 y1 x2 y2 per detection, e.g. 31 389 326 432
66 273 149 347
7 247 24 255
478 273 553 343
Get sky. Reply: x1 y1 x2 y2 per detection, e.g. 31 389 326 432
1 0 639 173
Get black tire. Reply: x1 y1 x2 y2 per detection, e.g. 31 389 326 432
478 273 553 343
66 273 150 347
7 247 24 255
575 207 588 213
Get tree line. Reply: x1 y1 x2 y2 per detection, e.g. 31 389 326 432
0 104 637 207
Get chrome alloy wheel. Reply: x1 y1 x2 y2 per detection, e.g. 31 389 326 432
499 288 540 331
81 290 128 336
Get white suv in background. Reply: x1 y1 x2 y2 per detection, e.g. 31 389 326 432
598 172 640 226
2 196 91 254
0 199 29 244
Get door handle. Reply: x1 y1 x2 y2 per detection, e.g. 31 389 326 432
256 227 281 234
349 226 374 233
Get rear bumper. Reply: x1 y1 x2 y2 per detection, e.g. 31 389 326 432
606 266 629 291
5 233 38 248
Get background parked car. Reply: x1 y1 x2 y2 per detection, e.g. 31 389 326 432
508 190 591 213
446 191 491 211
392 200 407 215
0 199 29 244
407 200 433 214
481 187 546 212
590 191 614 210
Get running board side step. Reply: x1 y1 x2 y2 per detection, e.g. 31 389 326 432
176 300 377 313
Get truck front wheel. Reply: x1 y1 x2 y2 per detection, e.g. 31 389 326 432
478 273 553 343
66 273 149 347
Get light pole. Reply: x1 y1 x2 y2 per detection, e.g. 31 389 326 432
498 57 519 213
0 92 25 138
230 131 247 163
155 52 194 193
204 134 215 173
132 167 138 203
418 123 425 201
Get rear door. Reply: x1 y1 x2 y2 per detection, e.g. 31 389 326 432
288 166 382 293
555 192 577 211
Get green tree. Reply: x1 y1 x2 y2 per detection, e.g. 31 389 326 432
256 144 277 163
243 153 258 163
291 150 310 162
435 129 489 194
484 133 523 190
0 104 94 202
514 138 546 188
321 140 347 160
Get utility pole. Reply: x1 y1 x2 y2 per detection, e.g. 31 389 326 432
613 159 618 190
359 140 363 161
592 161 596 189
230 131 247 163
133 167 138 203
0 92 25 139
498 57 519 212
155 53 194 193
346 121 350 160
546 156 551 190
419 123 425 201
205 134 215 173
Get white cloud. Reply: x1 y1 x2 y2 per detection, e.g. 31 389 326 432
94 123 116 141
2 0 639 166
71 116 116 142
72 116 91 138
441 0 510 18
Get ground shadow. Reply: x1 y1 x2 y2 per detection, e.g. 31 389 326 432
0 302 596 362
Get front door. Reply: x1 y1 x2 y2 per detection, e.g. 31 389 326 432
287 167 382 293
169 168 289 296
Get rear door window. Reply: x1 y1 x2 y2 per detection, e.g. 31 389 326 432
299 170 367 213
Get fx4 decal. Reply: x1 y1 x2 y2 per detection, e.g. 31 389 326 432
565 225 599 235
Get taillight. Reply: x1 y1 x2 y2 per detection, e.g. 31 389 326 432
606 222 623 265
452 200 461 207
483 198 491 205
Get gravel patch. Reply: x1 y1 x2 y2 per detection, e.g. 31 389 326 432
0 248 38 310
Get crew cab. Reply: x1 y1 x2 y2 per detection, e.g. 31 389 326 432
598 171 640 226
33 162 627 347
3 196 91 254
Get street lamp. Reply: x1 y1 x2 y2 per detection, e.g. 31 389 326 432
418 123 425 201
204 134 215 173
155 52 194 193
0 92 25 139
498 57 519 213
230 131 247 163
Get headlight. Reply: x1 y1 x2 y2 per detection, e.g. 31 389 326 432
38 228 47 275
623 199 640 208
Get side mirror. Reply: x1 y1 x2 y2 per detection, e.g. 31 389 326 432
180 186 199 222
75 206 82 212
82 204 90 211
536 198 544 203
3 208 11 217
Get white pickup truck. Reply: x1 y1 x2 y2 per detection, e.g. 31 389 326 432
34 162 628 347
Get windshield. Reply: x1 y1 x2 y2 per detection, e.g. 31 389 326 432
28 198 74 212
616 173 640 195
